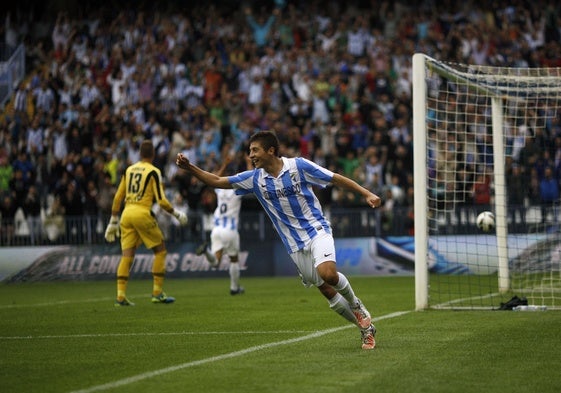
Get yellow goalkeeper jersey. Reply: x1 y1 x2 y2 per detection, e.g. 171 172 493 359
112 160 173 214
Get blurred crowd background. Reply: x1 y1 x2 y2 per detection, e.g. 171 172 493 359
0 0 560 245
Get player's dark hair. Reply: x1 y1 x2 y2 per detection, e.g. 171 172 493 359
249 130 280 156
140 139 155 159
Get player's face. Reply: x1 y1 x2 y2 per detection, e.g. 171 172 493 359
248 141 271 169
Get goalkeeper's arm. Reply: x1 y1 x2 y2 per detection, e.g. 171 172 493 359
170 208 188 225
104 215 120 242
158 198 188 226
105 177 125 243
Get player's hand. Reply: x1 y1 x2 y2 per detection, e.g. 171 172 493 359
176 153 190 170
104 216 120 242
172 209 188 226
366 193 382 209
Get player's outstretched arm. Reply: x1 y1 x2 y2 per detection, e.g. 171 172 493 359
331 173 382 208
176 153 233 189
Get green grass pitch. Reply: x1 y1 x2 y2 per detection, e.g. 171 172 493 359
1 275 560 393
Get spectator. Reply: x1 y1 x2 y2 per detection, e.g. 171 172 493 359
11 150 34 186
244 6 280 51
26 115 45 158
539 166 560 223
51 12 71 55
32 79 56 115
337 150 360 179
0 155 13 194
472 171 493 214
455 165 475 226
96 171 116 217
22 184 42 244
59 180 84 237
0 194 18 245
151 124 171 173
8 168 29 209
43 195 65 242
507 163 527 227
12 81 29 117
78 77 103 110
84 178 100 216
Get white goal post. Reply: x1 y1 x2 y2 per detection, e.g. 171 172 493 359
413 53 561 310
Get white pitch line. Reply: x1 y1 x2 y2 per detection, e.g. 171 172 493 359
0 297 117 308
0 293 165 309
68 311 411 393
0 331 314 340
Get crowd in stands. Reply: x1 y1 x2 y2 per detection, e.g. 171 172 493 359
1 0 561 244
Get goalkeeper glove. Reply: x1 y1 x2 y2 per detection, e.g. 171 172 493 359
104 216 120 242
172 209 188 226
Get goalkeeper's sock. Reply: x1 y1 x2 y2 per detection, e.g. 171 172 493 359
328 293 358 325
332 272 358 306
116 256 133 301
152 250 167 296
229 262 240 291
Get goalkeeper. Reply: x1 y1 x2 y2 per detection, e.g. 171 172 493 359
105 139 188 306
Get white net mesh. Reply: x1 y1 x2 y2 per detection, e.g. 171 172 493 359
417 55 561 310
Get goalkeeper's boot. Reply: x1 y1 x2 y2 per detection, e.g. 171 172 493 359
115 297 135 307
195 242 208 256
151 292 175 304
361 324 376 350
351 298 372 329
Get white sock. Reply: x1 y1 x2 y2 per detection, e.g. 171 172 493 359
206 250 217 265
328 293 359 326
332 272 358 306
229 262 240 290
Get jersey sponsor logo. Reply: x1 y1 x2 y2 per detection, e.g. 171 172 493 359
263 183 302 200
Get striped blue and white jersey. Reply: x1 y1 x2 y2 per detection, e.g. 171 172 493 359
213 189 242 231
228 157 333 254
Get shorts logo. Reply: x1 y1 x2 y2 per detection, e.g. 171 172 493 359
324 253 332 257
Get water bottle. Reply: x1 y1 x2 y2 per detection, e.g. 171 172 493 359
512 305 547 311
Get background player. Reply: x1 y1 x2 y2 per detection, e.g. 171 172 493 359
176 130 381 350
195 155 245 295
105 139 188 306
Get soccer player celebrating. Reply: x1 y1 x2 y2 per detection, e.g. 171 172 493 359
105 139 188 306
195 155 245 295
176 130 381 349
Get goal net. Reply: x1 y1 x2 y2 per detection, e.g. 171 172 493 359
412 53 561 310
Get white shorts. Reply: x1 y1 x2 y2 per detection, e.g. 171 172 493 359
289 231 336 288
210 226 240 257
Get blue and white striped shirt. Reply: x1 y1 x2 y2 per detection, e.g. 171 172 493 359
229 157 333 254
213 189 242 231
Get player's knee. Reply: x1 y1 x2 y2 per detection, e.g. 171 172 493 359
320 270 338 285
317 263 338 284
